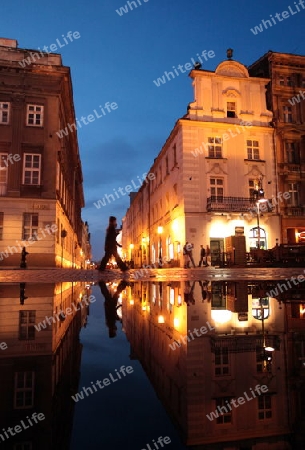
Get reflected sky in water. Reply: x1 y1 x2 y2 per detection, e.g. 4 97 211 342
0 278 305 449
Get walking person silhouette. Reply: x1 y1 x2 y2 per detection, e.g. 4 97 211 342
98 216 128 272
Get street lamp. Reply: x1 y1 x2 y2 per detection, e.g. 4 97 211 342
253 184 266 249
141 237 146 266
157 226 163 268
61 229 67 268
129 243 134 268
260 297 275 372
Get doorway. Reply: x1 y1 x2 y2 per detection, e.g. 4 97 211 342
210 239 224 266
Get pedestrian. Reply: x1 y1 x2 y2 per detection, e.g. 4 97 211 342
198 245 206 267
98 216 128 272
188 243 196 268
183 242 190 268
206 244 211 266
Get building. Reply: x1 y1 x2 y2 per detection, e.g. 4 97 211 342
123 51 281 267
0 281 89 448
0 38 86 267
121 279 297 448
249 51 305 245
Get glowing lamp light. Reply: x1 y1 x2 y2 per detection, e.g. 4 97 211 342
177 294 182 306
211 310 232 324
158 315 165 324
142 305 147 311
129 299 134 306
174 317 179 328
170 288 175 305
265 346 275 352
157 226 163 234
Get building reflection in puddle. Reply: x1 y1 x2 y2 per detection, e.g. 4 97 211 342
121 280 305 449
0 281 90 449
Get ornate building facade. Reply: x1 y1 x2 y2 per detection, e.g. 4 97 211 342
249 51 305 245
123 53 281 267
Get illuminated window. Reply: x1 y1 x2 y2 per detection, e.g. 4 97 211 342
23 213 38 240
258 395 272 420
208 137 222 158
252 297 269 320
26 104 44 126
256 347 264 372
247 140 260 160
288 182 299 206
215 347 229 376
279 75 293 86
283 106 293 123
211 282 226 308
227 101 236 118
19 310 36 340
210 178 224 201
285 142 299 164
0 153 8 195
0 102 10 124
14 371 35 409
291 303 305 319
23 154 41 185
249 179 256 198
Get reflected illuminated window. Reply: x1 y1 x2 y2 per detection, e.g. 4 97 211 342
291 303 305 319
215 347 229 376
258 395 272 420
19 310 36 340
215 397 232 424
14 371 35 409
152 284 156 304
13 443 33 450
23 213 38 240
252 297 269 320
211 282 226 309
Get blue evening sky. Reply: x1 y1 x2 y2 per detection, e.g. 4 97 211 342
2 0 305 259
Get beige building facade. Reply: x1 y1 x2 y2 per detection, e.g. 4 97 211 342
123 56 281 267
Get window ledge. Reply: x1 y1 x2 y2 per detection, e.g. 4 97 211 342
205 157 227 160
244 159 265 163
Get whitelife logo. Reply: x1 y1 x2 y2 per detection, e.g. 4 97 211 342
0 413 45 443
56 102 118 139
71 365 134 402
19 31 81 67
206 384 269 421
140 436 171 450
250 1 305 35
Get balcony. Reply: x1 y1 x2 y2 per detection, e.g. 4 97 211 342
278 162 304 174
284 206 305 216
207 196 252 212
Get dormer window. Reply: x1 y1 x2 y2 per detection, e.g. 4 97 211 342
227 101 236 118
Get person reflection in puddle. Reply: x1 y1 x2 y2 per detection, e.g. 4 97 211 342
184 281 196 306
98 280 129 338
199 280 211 302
